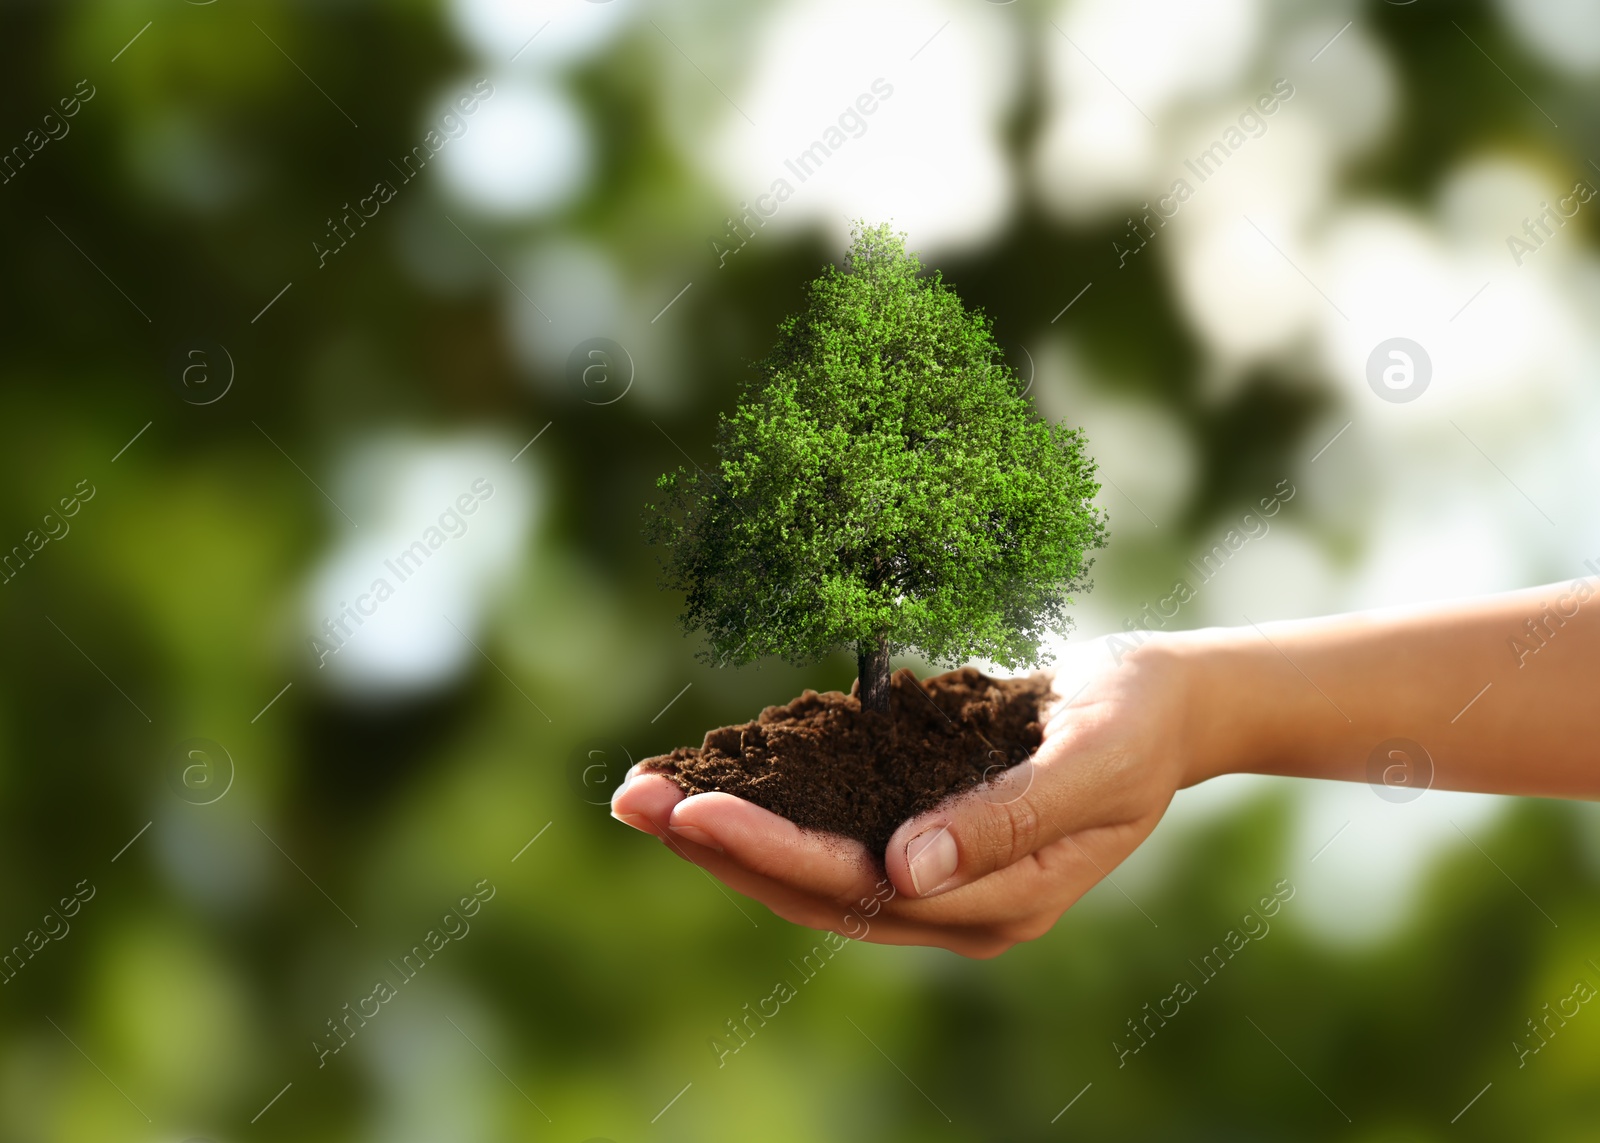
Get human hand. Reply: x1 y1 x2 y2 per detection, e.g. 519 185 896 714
610 636 1197 957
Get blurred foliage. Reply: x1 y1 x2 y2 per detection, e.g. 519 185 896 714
0 1 1596 1141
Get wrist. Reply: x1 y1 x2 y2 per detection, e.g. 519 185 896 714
1164 625 1274 787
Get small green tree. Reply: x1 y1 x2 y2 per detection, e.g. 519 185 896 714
649 224 1107 713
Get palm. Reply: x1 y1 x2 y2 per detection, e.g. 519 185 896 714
612 637 1187 957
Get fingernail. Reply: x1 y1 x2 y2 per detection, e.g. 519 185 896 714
906 824 957 896
612 811 653 833
669 823 723 851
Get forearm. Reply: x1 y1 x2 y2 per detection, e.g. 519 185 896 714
1174 580 1600 799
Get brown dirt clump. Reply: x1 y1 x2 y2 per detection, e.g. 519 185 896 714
642 667 1052 858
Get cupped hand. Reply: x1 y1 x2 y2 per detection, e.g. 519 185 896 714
611 636 1197 958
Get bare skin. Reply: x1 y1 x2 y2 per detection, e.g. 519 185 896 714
612 581 1600 958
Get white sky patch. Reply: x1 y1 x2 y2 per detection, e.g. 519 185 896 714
504 238 627 379
1034 0 1262 219
1163 112 1332 367
1034 94 1158 219
1288 781 1512 949
307 435 534 698
1315 206 1577 415
1304 175 1595 595
435 79 590 218
1438 156 1567 257
1173 211 1321 365
1028 339 1198 534
1104 773 1512 951
703 0 1020 254
449 0 634 67
1192 521 1343 628
1273 20 1396 160
1493 0 1600 79
499 237 690 411
1053 0 1262 117
1343 485 1551 612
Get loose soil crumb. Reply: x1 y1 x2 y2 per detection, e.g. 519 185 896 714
642 667 1052 859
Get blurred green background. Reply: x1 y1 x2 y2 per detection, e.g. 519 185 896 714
3 0 1599 1139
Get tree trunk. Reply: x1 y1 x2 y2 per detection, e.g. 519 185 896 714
857 633 891 715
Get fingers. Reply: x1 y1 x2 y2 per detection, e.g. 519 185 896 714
613 779 892 934
614 777 883 902
884 758 1053 899
666 792 883 901
643 812 991 949
885 810 1150 931
609 770 683 838
884 724 1145 900
614 779 1072 945
612 747 1162 956
662 790 1153 938
660 791 1096 933
656 824 1069 958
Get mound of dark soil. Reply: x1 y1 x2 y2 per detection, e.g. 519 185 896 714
642 667 1052 858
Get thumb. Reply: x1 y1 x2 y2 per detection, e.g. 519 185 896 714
885 748 1088 899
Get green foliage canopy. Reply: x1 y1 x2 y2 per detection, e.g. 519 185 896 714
650 224 1107 678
